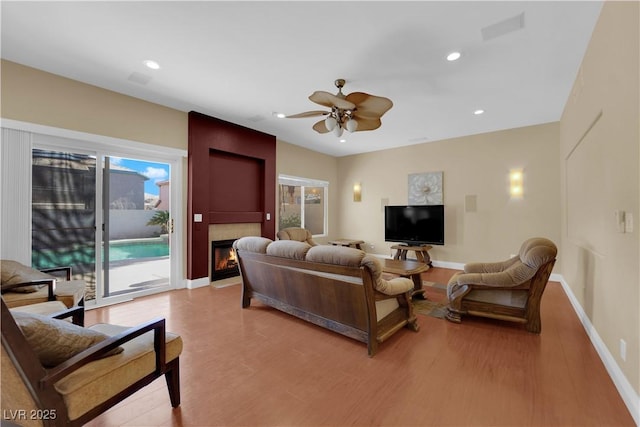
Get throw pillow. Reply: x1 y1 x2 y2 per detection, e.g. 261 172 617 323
0 260 54 293
12 311 123 367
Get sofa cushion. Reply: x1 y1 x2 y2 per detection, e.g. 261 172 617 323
266 240 311 260
0 260 54 293
305 245 365 267
233 236 272 254
361 255 414 295
12 311 123 367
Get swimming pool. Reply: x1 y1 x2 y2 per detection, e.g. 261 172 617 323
108 240 169 261
33 239 169 268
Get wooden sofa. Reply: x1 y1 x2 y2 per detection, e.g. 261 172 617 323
233 236 419 356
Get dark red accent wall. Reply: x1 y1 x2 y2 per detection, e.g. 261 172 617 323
188 111 276 280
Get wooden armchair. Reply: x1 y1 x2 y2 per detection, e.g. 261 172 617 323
276 227 318 246
1 298 182 426
3 280 85 326
445 237 557 333
1 260 86 310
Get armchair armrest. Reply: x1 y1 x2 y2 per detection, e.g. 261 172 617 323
40 266 72 281
464 257 519 274
1 279 56 300
42 318 166 386
454 261 537 288
50 305 85 326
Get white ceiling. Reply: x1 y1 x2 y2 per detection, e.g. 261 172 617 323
1 1 603 157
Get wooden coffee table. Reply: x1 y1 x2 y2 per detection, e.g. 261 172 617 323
382 259 429 299
329 239 365 250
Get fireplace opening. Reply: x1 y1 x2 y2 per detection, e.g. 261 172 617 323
211 239 239 281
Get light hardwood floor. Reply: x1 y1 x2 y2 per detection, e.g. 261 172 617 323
85 268 635 427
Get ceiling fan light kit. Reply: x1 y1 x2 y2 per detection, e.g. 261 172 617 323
287 79 392 140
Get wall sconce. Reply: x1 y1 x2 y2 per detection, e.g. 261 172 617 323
509 169 523 199
353 182 362 202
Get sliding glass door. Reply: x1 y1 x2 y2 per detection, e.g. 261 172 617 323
32 149 98 300
31 147 177 304
102 155 171 298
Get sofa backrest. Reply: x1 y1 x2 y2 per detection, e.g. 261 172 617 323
266 240 312 260
518 237 557 269
233 236 410 296
232 236 272 254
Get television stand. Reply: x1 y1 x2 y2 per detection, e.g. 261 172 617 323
391 244 433 267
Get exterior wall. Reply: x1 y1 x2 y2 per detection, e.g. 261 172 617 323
109 209 163 239
559 1 639 396
156 181 170 210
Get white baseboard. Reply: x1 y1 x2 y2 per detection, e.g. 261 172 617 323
431 260 464 270
186 277 210 289
558 276 640 425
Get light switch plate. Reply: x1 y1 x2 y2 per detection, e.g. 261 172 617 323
194 213 202 223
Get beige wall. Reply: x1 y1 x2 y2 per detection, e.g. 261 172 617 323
276 140 339 245
337 123 561 264
560 1 639 395
1 60 187 149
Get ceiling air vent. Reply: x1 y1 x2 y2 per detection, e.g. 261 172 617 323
128 72 152 85
481 12 525 41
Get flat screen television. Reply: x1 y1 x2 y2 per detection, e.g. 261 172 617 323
384 205 444 246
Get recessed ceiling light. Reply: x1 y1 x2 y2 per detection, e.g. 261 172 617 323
143 60 160 70
272 112 286 119
339 138 347 143
447 51 461 61
474 109 485 115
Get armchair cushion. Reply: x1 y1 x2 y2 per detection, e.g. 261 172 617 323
12 311 123 367
0 260 54 293
2 279 85 308
55 323 183 421
10 300 68 317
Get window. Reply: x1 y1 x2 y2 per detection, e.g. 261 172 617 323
278 174 328 236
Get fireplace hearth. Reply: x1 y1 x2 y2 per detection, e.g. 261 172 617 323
211 239 239 281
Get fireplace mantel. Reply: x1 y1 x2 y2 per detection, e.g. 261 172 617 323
187 112 276 280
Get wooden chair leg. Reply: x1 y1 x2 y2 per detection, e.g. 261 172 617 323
164 358 181 407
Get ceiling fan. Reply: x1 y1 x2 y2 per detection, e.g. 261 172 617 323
286 79 393 137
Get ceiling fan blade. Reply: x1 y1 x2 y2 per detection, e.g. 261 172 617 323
352 117 382 132
312 119 330 134
309 91 356 110
346 92 393 119
286 110 329 118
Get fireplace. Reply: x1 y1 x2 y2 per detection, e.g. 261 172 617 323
211 239 239 281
